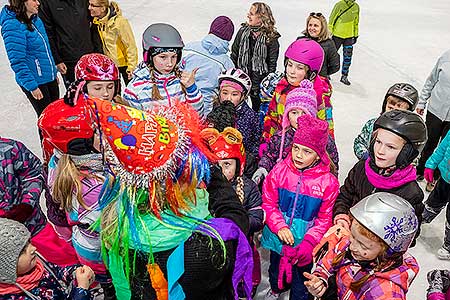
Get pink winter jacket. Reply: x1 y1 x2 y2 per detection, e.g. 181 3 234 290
260 154 339 254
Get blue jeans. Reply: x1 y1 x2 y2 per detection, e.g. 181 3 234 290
268 251 313 300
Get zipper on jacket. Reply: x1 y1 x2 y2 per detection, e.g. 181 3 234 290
35 59 42 76
32 23 56 81
288 172 303 227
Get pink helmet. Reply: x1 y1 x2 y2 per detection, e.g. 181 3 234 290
284 39 324 74
75 53 119 81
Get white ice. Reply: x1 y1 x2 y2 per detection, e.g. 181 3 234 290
0 0 449 299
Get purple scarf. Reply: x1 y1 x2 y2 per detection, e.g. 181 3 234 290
364 158 417 189
201 218 253 300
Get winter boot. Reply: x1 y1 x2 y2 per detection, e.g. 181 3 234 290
437 246 450 260
264 289 281 300
422 205 441 223
340 75 351 85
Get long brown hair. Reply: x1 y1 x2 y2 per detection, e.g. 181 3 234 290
250 2 279 42
52 155 96 211
8 0 33 31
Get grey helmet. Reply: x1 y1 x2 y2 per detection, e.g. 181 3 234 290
370 109 427 169
350 192 418 254
382 83 419 113
142 23 184 65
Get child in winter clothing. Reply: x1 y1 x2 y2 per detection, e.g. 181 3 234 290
427 269 450 300
305 192 419 300
261 38 335 148
253 80 339 184
261 114 339 300
123 23 205 116
38 98 116 298
334 110 426 245
0 137 79 267
182 15 235 113
353 83 419 160
329 0 360 85
216 68 261 156
202 126 264 295
90 0 138 85
422 129 450 260
0 218 94 300
231 2 280 112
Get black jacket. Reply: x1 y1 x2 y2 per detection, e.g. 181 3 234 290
231 25 280 92
297 35 340 77
334 159 424 245
38 0 102 64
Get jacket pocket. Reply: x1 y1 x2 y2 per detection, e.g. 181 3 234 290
35 59 42 77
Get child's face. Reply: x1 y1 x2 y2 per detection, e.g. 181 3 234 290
87 81 115 101
291 143 319 169
17 242 37 276
349 220 383 261
307 18 322 38
373 128 405 169
220 86 243 107
153 52 178 74
288 109 306 129
247 5 262 27
385 96 410 112
218 158 237 181
286 59 308 85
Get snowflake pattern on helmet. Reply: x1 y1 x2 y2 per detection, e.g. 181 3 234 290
384 217 404 244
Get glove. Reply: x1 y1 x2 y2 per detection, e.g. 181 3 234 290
277 255 292 290
64 79 84 106
295 235 315 267
258 143 268 158
252 167 268 184
424 168 435 183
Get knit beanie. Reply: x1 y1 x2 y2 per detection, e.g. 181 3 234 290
292 114 329 165
0 218 31 284
278 79 317 162
281 79 317 129
209 16 235 41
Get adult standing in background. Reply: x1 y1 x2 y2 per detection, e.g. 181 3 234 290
182 15 235 115
0 0 59 117
329 0 359 86
89 0 138 86
231 2 280 112
416 49 450 192
39 0 102 87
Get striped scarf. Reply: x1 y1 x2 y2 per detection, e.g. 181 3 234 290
237 25 268 75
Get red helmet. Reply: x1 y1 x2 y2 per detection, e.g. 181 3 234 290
75 53 119 81
201 127 246 176
38 96 95 157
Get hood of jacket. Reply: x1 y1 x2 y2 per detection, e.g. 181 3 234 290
201 33 230 55
0 6 16 26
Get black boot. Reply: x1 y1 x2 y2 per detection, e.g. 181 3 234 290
340 75 351 85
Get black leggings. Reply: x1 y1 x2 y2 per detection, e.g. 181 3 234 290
20 79 59 117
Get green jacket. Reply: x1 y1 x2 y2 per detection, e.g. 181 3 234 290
329 0 360 39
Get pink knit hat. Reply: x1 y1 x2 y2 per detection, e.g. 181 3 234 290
282 79 317 130
292 114 329 165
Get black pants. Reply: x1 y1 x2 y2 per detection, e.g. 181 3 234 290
417 111 450 176
20 79 59 117
61 61 77 88
119 66 131 86
250 86 261 112
332 36 354 76
424 178 450 249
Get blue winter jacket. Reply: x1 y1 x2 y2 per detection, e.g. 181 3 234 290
182 34 235 115
425 130 450 183
0 6 57 92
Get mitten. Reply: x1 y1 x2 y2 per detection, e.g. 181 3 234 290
296 235 315 267
425 168 435 183
278 255 292 290
252 167 268 184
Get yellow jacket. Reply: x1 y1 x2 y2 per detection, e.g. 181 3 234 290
93 4 138 73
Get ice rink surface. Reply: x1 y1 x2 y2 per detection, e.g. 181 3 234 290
0 0 449 298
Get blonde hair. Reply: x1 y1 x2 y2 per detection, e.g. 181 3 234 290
149 65 187 100
251 2 279 42
303 14 331 42
332 219 390 291
52 155 96 211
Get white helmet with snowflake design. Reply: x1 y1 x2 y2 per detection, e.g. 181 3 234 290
350 192 418 253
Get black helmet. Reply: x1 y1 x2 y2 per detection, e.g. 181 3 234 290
370 110 427 169
142 23 184 65
381 83 419 113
